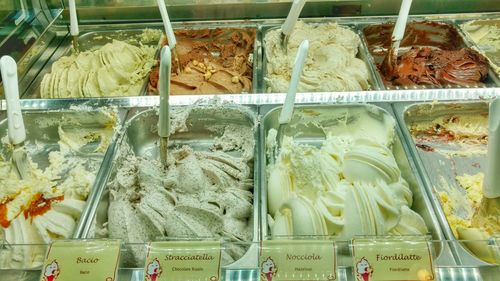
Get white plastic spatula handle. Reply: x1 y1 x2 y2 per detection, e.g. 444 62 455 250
0 56 26 145
158 46 172 138
69 0 79 36
281 0 306 36
278 40 309 125
157 0 177 49
484 98 500 198
391 0 413 49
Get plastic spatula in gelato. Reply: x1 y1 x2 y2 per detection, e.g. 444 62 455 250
474 99 500 221
272 40 309 163
1 56 31 179
281 0 306 53
381 0 413 76
157 0 181 74
69 0 79 52
158 46 172 168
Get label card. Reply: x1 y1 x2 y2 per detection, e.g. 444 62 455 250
260 240 337 281
39 239 121 281
351 236 435 281
144 240 222 281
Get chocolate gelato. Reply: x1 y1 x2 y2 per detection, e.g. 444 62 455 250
382 47 489 87
149 28 256 95
363 21 463 54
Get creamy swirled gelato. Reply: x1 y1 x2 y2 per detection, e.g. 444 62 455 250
264 21 371 92
266 106 428 238
104 105 255 264
40 40 156 98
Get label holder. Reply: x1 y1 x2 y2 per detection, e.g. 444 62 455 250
144 239 222 281
259 239 337 281
39 239 121 281
351 235 435 281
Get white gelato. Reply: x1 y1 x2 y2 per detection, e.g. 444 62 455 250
264 21 371 92
40 40 156 98
267 136 428 238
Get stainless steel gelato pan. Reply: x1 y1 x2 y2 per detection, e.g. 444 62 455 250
394 101 497 265
0 107 123 269
84 103 260 269
259 103 450 264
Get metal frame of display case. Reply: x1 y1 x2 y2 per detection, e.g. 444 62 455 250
0 1 499 281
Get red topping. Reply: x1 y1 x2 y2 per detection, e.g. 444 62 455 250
23 193 64 220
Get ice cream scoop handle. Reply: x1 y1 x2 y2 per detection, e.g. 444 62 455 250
485 98 500 198
281 0 306 36
159 47 171 138
1 56 25 145
69 0 79 36
392 0 412 43
279 40 308 125
157 0 177 49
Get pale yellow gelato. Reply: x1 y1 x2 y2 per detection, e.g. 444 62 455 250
461 19 500 76
410 114 488 144
264 21 371 92
439 172 500 263
40 40 156 98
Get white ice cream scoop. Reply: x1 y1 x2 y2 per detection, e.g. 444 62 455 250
272 40 309 163
484 98 500 200
69 0 79 52
1 55 31 179
158 46 171 167
157 0 181 74
280 0 306 53
381 0 413 76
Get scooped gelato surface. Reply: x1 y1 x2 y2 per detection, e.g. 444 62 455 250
461 19 500 76
381 47 489 87
41 39 156 98
363 21 463 54
105 105 255 264
148 28 256 95
264 21 371 92
266 106 428 238
0 109 117 268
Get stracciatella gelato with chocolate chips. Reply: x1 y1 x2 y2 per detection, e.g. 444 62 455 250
105 104 255 264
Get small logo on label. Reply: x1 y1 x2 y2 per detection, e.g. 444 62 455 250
43 260 60 281
356 257 373 281
145 258 163 281
261 257 277 281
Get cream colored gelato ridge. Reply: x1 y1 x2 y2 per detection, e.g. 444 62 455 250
41 39 156 98
264 21 371 92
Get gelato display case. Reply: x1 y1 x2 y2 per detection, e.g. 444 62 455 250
0 0 499 280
